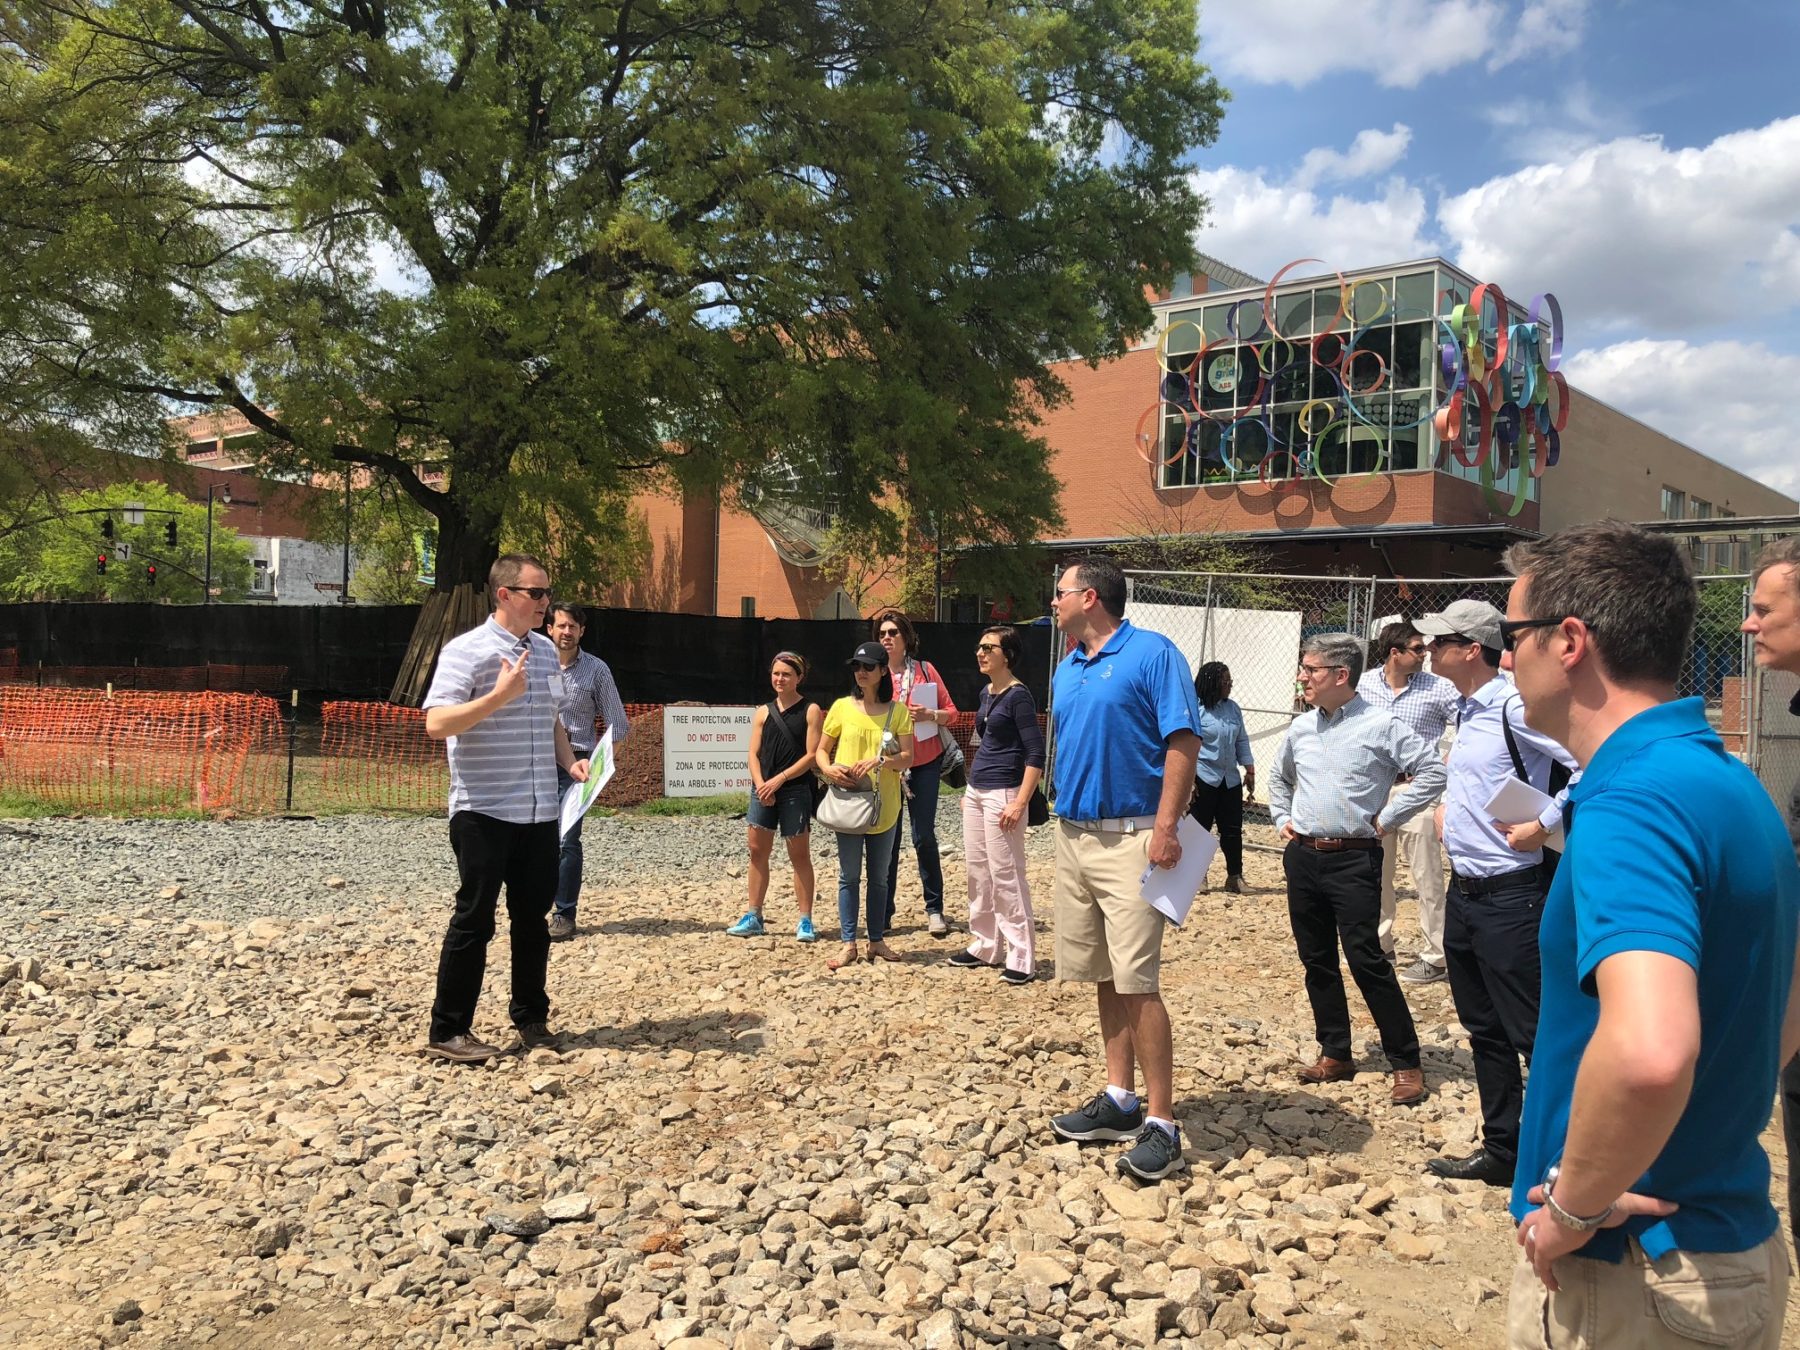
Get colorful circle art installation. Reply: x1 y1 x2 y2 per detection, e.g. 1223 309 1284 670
1135 259 1569 516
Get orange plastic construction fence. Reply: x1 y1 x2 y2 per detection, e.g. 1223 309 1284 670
0 685 285 814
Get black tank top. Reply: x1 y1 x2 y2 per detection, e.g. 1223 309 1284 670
758 699 813 788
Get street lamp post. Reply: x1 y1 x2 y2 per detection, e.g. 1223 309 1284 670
203 482 232 605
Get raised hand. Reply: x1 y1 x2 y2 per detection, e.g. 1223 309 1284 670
493 650 528 706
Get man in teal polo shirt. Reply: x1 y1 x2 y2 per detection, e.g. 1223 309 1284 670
1501 521 1800 1349
1044 557 1200 1182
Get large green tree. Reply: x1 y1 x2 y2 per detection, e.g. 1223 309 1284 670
0 0 1224 620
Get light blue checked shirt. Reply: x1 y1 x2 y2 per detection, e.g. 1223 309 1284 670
1267 695 1447 838
1355 668 1459 745
549 649 630 756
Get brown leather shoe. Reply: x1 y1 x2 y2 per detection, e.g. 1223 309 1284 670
1298 1055 1355 1084
424 1034 502 1063
1391 1068 1426 1105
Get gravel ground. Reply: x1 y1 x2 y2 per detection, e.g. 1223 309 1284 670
4 812 1794 1350
1 801 1045 922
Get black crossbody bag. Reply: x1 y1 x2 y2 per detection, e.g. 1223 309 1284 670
760 699 823 815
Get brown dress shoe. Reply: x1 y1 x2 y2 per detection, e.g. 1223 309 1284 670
425 1034 501 1063
1391 1068 1426 1105
1298 1055 1355 1084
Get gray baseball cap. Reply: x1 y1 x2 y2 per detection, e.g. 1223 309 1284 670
1414 598 1504 650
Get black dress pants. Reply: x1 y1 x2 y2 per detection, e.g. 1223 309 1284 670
430 811 558 1043
1442 869 1546 1166
1283 841 1420 1069
1190 780 1245 877
1782 1054 1800 1261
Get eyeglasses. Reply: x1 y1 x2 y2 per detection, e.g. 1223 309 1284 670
1499 616 1576 651
1298 663 1346 677
1054 585 1093 600
503 585 553 601
1404 644 1427 655
975 642 1003 654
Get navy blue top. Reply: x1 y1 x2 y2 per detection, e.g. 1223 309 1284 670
1510 698 1800 1261
1049 621 1201 820
969 683 1046 790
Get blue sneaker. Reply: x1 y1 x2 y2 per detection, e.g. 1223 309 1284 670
1117 1123 1183 1181
727 912 764 938
795 917 817 943
1050 1090 1144 1142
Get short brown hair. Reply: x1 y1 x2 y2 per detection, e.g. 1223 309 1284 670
1503 520 1695 685
489 553 547 592
1372 619 1420 662
1752 536 1800 591
870 608 918 655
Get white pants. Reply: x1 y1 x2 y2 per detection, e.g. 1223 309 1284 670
962 787 1036 974
1379 785 1446 966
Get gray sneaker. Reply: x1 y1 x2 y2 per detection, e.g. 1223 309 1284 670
1117 1123 1183 1181
547 913 576 941
927 912 949 937
1050 1090 1144 1142
1399 958 1446 984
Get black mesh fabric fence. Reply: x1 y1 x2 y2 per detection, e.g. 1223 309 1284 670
0 603 1056 707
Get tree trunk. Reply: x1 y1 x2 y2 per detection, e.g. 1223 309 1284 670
388 497 501 704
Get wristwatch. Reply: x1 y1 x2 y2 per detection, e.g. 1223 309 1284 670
1542 1165 1615 1232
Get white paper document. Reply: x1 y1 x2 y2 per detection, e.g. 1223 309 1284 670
559 728 617 839
1483 775 1565 851
1139 816 1219 927
909 683 939 741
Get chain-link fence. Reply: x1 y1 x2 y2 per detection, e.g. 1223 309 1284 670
1111 569 1786 813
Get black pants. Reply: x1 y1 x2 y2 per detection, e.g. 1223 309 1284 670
430 811 558 1043
1443 869 1546 1166
1782 1055 1800 1261
1283 841 1420 1069
1189 780 1244 877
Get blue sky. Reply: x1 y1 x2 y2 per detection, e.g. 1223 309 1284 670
1187 0 1800 497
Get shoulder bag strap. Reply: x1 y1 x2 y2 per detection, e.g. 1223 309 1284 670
1498 696 1530 783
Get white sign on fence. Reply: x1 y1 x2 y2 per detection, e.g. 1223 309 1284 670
663 706 757 797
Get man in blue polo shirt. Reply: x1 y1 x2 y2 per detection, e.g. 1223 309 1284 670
1044 557 1201 1182
1501 521 1800 1349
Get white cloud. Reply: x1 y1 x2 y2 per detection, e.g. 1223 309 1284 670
1563 340 1800 498
1481 81 1631 163
1200 0 1586 90
1190 165 1434 280
1437 117 1800 334
1293 124 1412 189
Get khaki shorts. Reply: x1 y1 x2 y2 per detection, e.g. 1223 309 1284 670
1053 820 1165 994
1506 1232 1787 1350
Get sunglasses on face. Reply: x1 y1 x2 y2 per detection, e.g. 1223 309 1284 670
975 642 1002 654
852 660 881 671
878 628 902 638
1425 634 1472 649
1499 616 1574 651
504 585 553 601
1054 585 1092 601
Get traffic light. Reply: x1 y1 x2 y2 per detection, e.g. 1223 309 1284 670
164 520 177 547
97 553 107 575
145 563 157 586
101 515 113 540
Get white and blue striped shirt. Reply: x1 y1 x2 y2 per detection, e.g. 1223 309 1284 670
423 618 562 824
551 649 630 755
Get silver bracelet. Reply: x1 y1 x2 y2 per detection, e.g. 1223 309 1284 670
1542 1165 1615 1232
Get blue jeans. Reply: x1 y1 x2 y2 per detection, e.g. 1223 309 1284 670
837 823 898 943
553 767 584 917
884 755 945 918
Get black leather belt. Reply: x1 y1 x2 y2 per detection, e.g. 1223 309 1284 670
1292 835 1381 852
1452 864 1543 895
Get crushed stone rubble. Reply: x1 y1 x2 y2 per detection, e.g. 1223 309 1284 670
0 813 1695 1348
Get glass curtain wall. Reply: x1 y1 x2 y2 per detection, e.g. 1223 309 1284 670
1156 267 1540 503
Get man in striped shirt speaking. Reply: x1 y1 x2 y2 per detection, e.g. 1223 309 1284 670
421 554 590 1063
